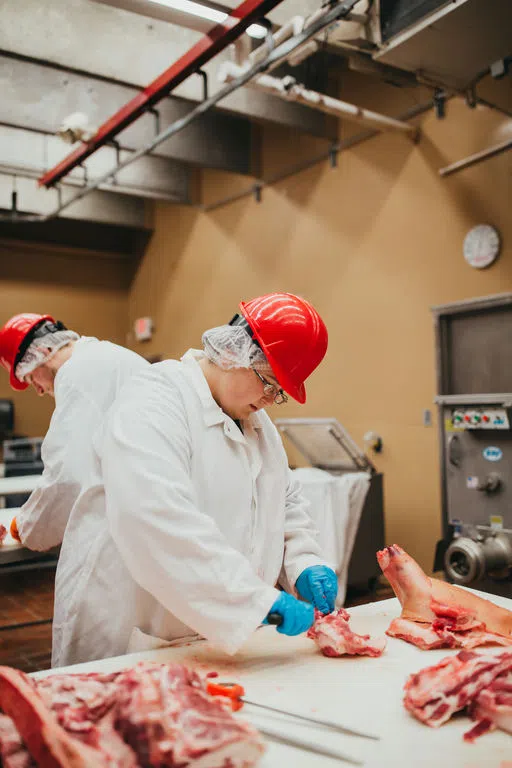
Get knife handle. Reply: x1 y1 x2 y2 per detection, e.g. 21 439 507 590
266 612 283 626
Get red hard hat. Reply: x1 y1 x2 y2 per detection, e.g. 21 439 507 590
0 313 55 391
240 293 328 404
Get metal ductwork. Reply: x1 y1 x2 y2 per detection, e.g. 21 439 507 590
372 0 511 90
325 0 512 91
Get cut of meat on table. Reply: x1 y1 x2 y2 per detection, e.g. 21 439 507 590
465 667 512 742
37 671 138 767
0 525 7 544
403 649 512 741
377 544 512 649
0 662 265 768
0 665 100 768
307 608 387 657
114 663 264 767
387 616 512 651
0 712 36 768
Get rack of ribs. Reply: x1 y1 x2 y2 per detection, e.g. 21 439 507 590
0 662 264 768
403 649 512 741
377 544 512 650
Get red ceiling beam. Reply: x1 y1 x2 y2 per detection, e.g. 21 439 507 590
38 0 284 188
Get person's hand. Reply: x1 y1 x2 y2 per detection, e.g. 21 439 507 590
262 592 314 636
295 565 338 614
10 517 21 542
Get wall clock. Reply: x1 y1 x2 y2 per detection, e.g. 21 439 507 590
463 224 501 269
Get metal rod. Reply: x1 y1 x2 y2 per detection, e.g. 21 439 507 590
439 137 512 177
149 108 161 136
476 97 512 119
203 99 434 212
38 0 287 188
244 699 379 740
2 0 361 223
258 722 364 765
197 69 209 101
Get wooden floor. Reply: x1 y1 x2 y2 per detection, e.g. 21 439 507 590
0 567 392 673
0 567 54 673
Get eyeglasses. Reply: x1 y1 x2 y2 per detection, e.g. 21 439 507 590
253 369 288 405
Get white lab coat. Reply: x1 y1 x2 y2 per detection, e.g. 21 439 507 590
17 337 149 550
51 350 328 667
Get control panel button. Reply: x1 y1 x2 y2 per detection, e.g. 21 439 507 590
452 411 463 425
449 407 510 429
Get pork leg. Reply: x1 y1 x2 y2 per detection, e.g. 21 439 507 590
377 544 512 638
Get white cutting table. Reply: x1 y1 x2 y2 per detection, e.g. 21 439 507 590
33 590 512 767
0 508 59 569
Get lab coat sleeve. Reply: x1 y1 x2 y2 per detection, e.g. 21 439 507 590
282 465 333 589
17 385 100 551
101 375 278 656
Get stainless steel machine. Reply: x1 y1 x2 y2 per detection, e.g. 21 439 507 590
274 417 385 594
433 293 512 597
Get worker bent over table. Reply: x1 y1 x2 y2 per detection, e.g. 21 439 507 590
0 313 148 551
51 293 338 667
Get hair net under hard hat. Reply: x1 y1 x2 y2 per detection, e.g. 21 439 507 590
15 329 80 383
202 324 273 374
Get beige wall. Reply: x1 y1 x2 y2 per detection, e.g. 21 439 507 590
0 242 130 438
128 71 511 573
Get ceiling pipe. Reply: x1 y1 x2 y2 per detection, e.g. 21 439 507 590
229 6 330 75
2 0 362 222
37 0 287 189
439 136 512 177
220 70 419 137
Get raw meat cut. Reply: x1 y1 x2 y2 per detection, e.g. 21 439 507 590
377 544 512 649
0 662 265 768
307 609 386 657
0 665 99 767
0 524 7 544
465 667 512 741
0 713 35 768
386 616 512 651
114 663 264 767
404 650 512 728
36 671 138 767
404 649 512 741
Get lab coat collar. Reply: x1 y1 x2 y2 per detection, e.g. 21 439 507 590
53 336 97 397
180 349 265 440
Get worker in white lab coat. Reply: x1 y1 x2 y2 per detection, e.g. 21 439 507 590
51 293 338 667
0 313 148 550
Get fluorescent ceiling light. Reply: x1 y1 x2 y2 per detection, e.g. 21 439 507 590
147 0 268 38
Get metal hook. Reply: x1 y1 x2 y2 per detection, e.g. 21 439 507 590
197 69 208 101
149 107 161 136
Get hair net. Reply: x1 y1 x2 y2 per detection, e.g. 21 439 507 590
15 329 80 382
202 324 273 373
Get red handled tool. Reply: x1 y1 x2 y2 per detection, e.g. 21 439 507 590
206 681 378 739
206 680 378 765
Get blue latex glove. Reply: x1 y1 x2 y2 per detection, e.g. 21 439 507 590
262 592 314 636
295 566 338 614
